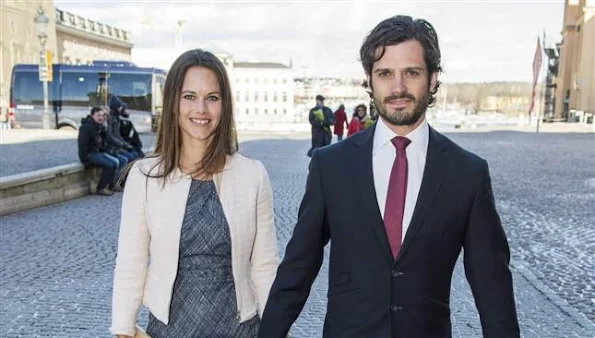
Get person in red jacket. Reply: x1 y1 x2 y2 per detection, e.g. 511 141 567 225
333 104 348 141
347 103 372 137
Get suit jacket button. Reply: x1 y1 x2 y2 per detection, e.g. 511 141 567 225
392 270 404 277
390 305 403 312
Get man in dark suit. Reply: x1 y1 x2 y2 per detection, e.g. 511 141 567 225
259 15 520 338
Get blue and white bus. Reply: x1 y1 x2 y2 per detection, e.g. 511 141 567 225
9 61 166 132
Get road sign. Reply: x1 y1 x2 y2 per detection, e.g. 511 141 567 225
46 51 53 82
38 50 53 82
38 51 46 81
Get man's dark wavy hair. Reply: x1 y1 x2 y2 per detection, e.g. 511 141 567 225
360 15 442 105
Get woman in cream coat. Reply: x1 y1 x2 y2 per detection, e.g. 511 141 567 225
111 49 279 337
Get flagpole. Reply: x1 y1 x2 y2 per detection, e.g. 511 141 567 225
536 31 546 133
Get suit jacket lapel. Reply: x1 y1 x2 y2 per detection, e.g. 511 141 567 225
395 127 450 264
352 124 393 264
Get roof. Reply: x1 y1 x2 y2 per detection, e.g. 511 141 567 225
233 62 290 69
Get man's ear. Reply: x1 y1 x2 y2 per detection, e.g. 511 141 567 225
430 72 438 92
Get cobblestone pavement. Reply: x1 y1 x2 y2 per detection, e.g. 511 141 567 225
1 132 594 337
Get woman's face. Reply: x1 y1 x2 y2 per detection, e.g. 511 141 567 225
356 107 366 118
178 66 222 146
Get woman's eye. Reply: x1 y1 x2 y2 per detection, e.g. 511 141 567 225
207 95 220 101
183 94 195 100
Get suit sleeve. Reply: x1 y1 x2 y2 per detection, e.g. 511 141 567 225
111 162 150 336
325 108 335 127
463 160 520 338
258 150 330 338
251 161 280 317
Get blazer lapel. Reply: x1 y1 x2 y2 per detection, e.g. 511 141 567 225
395 127 450 264
352 124 393 263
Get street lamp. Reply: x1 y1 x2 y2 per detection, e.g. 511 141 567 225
34 6 51 129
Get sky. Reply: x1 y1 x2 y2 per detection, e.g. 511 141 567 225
54 0 565 83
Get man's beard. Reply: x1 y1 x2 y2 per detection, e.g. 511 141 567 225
374 90 429 127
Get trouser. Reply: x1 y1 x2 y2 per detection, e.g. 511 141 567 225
87 152 120 191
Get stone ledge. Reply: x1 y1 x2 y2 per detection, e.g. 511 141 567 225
0 163 93 216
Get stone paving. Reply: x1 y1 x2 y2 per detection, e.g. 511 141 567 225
0 131 594 337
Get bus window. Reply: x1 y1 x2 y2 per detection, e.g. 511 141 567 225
12 71 46 106
60 71 104 107
107 73 152 112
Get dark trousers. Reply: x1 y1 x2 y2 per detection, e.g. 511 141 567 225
87 152 120 191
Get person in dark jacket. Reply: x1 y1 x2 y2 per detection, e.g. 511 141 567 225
119 106 145 157
77 107 125 196
307 94 334 157
107 96 140 161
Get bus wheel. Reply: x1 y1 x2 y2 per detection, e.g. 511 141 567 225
59 125 76 131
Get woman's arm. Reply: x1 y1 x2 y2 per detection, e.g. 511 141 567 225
111 162 150 336
250 161 280 316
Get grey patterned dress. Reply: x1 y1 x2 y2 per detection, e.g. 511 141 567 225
146 179 260 338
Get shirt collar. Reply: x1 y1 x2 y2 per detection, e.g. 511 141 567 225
373 116 429 154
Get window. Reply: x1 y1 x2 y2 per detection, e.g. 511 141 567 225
245 108 250 115
264 78 268 84
273 108 278 115
264 92 268 102
108 72 153 111
11 70 55 105
245 91 249 102
255 78 259 84
236 91 240 102
273 93 277 102
282 79 287 84
282 92 287 102
273 79 277 84
254 92 259 102
255 108 259 115
61 71 106 107
245 78 250 84
264 108 268 114
283 108 287 114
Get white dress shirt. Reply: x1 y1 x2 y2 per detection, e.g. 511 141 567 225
373 117 429 243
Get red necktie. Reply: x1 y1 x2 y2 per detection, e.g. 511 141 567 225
384 136 411 259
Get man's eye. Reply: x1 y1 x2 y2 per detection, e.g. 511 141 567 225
378 71 390 77
406 70 419 77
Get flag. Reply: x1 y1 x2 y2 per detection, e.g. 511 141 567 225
528 37 543 115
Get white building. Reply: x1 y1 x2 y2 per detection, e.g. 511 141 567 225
231 62 295 124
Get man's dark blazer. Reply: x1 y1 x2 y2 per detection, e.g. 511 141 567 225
258 122 520 338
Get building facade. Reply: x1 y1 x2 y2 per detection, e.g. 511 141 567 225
54 8 132 66
555 0 595 118
231 62 295 124
0 1 131 111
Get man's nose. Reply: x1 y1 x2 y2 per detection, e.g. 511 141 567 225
390 74 407 95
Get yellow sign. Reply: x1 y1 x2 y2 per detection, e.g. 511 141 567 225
45 50 53 82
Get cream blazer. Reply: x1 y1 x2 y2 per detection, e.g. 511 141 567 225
110 154 279 336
